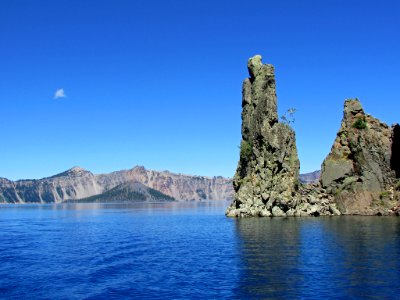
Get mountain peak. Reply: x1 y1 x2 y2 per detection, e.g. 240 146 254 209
50 166 91 178
68 166 85 172
132 165 147 172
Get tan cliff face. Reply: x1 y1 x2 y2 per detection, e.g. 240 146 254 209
1 168 103 203
97 166 234 202
0 166 234 203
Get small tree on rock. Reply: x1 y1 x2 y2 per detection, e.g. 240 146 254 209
280 108 297 126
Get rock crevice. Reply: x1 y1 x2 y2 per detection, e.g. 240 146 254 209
391 124 400 178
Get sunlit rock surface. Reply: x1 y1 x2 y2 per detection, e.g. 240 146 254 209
227 55 339 217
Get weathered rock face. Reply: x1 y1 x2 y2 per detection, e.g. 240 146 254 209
321 99 400 215
227 55 299 217
0 167 103 203
226 55 340 217
76 180 175 203
227 56 399 217
0 166 234 203
98 166 234 201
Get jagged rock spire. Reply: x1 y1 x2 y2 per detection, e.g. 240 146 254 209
227 55 301 217
227 57 399 217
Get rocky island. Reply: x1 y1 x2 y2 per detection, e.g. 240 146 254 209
227 55 400 217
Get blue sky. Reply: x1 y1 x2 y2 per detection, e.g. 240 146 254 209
1 0 399 180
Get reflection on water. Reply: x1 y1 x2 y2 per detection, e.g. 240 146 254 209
234 217 400 298
0 202 399 298
0 201 238 299
234 218 302 298
0 200 228 212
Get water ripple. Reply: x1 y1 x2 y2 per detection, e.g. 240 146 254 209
0 202 399 299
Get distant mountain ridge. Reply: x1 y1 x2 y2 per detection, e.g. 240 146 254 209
299 170 321 184
0 166 322 204
0 166 234 203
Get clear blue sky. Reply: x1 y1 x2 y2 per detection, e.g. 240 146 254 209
1 0 399 180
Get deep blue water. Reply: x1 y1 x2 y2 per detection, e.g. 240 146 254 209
0 201 400 299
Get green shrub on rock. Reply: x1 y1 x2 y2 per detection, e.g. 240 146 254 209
240 140 253 161
353 117 367 130
379 191 390 200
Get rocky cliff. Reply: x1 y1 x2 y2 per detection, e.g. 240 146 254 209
97 166 233 202
0 166 233 203
227 54 399 217
0 167 103 203
321 99 400 215
75 180 175 203
226 55 340 217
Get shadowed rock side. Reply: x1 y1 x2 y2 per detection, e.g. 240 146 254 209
321 99 400 215
391 124 400 178
227 55 340 217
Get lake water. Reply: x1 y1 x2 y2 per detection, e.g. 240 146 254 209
0 201 400 299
